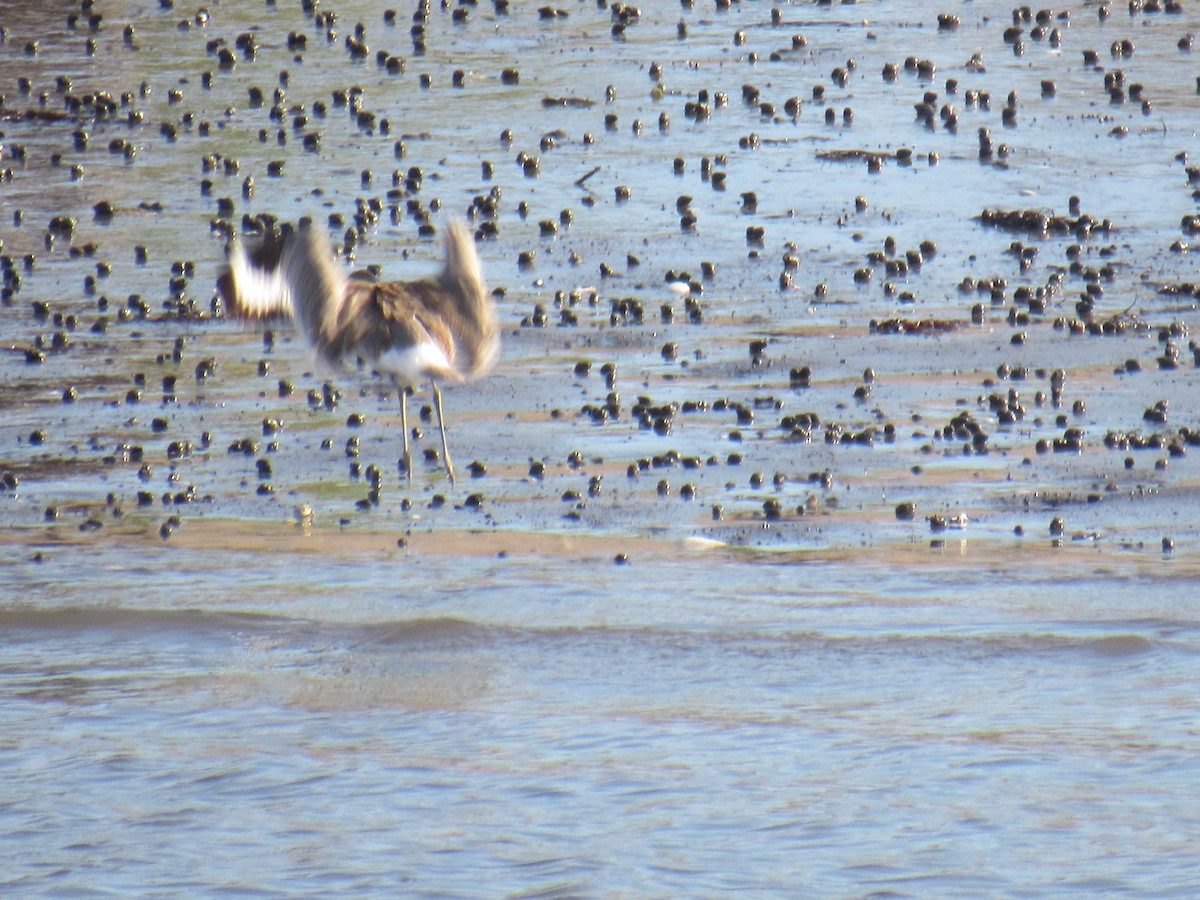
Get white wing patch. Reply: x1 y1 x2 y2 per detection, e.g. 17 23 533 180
229 242 295 318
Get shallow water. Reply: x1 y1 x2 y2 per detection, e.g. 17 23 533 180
4 529 1200 895
4 0 1200 894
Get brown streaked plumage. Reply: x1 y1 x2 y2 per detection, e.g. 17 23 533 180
217 221 498 483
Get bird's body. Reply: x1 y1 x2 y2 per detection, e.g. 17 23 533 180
217 222 498 482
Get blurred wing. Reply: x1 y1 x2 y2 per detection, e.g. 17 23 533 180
221 240 295 319
281 228 349 351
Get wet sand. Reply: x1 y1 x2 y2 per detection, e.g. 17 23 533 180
2 1 1200 564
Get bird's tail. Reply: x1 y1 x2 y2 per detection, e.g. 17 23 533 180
440 221 498 377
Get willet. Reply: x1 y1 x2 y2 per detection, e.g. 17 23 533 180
217 222 498 483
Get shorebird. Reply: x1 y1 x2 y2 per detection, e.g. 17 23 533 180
217 221 498 483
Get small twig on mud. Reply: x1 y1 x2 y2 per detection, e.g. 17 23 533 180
575 166 601 189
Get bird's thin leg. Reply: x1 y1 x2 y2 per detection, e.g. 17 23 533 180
432 379 455 484
396 379 412 482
